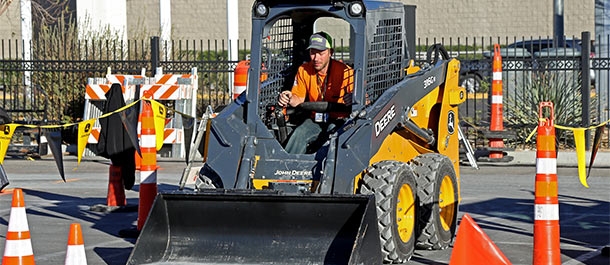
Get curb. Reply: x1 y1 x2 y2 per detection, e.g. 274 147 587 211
469 150 610 168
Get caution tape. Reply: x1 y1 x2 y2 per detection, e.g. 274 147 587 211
0 98 201 165
461 117 608 189
524 118 610 143
7 98 200 130
524 118 610 189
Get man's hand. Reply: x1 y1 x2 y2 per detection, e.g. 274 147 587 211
278 90 292 107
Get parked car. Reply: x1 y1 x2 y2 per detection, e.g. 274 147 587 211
459 59 491 93
506 38 594 56
507 38 595 83
458 38 594 92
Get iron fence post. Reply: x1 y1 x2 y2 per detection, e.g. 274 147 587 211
151 36 160 75
581 31 591 150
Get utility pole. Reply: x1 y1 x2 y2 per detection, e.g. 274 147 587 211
554 0 565 46
227 0 239 99
159 0 171 61
20 0 32 101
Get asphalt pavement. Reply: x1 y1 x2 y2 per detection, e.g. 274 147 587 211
0 150 608 265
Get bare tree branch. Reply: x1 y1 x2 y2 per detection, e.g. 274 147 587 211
0 0 69 24
0 0 14 16
31 0 70 26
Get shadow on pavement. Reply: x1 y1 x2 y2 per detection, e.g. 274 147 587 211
459 192 610 261
94 247 133 265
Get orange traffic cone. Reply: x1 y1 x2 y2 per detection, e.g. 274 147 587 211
2 188 35 265
106 164 126 207
233 60 249 99
64 223 87 265
533 102 561 265
449 214 511 265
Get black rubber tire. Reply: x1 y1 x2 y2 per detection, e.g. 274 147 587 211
410 153 459 250
361 160 418 263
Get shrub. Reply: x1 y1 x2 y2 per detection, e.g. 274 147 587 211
504 70 595 148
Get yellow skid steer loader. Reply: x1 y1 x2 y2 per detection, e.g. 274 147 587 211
128 0 466 264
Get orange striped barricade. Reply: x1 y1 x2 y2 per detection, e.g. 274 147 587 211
2 188 35 265
84 72 151 153
139 68 198 159
533 101 560 265
84 72 147 212
137 95 158 231
479 44 515 163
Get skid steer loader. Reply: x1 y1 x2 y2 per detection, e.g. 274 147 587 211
128 0 466 264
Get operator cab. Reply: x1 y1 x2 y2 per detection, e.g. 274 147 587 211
263 18 353 153
250 10 355 153
247 1 410 154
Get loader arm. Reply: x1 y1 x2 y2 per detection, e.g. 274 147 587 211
328 58 464 194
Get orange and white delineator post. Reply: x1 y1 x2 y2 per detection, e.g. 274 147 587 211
533 102 561 265
65 223 87 265
2 188 35 265
137 95 158 231
489 43 506 159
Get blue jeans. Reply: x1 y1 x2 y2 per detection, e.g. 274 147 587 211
284 118 323 154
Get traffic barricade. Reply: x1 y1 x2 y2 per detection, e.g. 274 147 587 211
83 68 198 159
138 67 198 158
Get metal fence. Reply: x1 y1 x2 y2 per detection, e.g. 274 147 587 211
442 32 608 149
0 33 607 149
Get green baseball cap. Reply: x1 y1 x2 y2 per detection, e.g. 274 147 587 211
307 32 333 51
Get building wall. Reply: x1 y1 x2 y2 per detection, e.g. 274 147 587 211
0 2 20 39
125 0 254 41
407 0 594 39
1 2 25 58
1 0 597 45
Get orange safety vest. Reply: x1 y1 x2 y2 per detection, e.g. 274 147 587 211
291 59 354 119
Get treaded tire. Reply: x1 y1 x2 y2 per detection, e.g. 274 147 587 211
361 160 417 263
410 153 458 250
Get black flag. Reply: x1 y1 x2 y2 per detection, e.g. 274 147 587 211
587 126 604 180
0 164 8 191
120 85 141 158
181 114 195 164
45 129 65 181
96 83 136 190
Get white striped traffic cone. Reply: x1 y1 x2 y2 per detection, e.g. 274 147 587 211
137 95 158 231
65 223 87 265
2 188 35 265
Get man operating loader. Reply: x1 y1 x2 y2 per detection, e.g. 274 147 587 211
278 32 354 154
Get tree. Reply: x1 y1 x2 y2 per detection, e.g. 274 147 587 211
0 0 12 16
0 0 70 28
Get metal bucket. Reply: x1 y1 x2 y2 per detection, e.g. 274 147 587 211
127 190 381 265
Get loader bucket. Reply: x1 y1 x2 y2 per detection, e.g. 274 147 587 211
127 190 382 265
